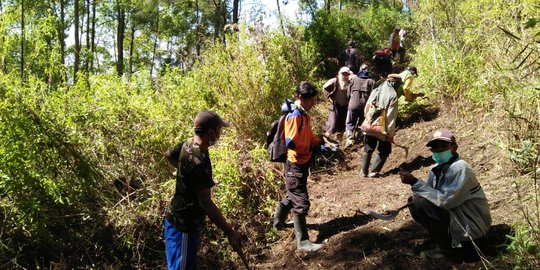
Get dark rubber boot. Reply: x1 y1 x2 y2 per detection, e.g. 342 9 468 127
360 152 372 177
273 202 292 230
369 154 388 177
293 214 322 252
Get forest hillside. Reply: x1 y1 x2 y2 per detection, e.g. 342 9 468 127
0 0 538 269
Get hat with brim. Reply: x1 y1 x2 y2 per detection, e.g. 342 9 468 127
408 66 418 76
194 110 229 131
426 130 456 147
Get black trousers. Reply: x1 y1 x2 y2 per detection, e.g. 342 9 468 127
363 135 392 157
409 196 451 242
280 161 310 215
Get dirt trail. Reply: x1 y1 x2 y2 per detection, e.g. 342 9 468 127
255 103 517 270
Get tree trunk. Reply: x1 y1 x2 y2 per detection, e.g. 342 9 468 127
74 0 80 82
276 0 285 34
326 0 331 13
20 0 24 80
195 0 200 57
232 0 240 24
85 0 90 73
116 0 125 76
150 5 160 78
129 24 134 74
58 0 65 68
90 0 96 72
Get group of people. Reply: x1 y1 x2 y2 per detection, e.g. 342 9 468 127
161 31 491 268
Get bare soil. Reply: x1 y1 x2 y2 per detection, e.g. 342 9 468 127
253 102 518 270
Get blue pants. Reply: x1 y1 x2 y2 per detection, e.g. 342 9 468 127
164 218 200 270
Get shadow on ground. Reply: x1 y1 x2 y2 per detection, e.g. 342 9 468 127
383 155 435 176
313 222 513 270
312 213 373 243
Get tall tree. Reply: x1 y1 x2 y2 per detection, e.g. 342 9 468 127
232 0 240 24
74 0 80 81
150 4 159 78
57 0 66 69
276 0 284 34
90 0 96 72
116 0 125 76
129 22 134 74
21 0 25 79
85 0 90 73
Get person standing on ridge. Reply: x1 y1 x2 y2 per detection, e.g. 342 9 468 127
164 110 242 269
273 81 329 252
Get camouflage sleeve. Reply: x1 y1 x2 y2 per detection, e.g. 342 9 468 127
168 143 183 162
182 154 215 191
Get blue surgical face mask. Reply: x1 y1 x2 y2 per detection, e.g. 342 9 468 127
208 130 219 146
432 150 453 164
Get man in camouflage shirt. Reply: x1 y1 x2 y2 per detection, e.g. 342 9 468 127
164 110 242 270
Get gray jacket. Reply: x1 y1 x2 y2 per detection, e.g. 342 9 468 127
411 156 492 247
348 76 375 110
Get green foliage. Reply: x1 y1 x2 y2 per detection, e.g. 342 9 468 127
304 3 406 78
0 20 320 266
505 212 540 269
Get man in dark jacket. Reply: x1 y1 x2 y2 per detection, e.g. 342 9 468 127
345 64 375 148
343 40 360 73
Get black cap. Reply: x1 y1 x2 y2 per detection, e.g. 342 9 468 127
408 66 418 76
194 110 229 131
296 81 318 98
426 130 456 147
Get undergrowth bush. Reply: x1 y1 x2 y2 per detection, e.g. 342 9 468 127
0 21 322 268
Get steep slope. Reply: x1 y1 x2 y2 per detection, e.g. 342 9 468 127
255 102 518 270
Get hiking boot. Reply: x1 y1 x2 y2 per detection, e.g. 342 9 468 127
371 154 388 172
273 202 292 231
293 214 322 252
420 244 456 259
360 153 372 178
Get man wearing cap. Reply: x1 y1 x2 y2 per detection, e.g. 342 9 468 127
273 81 328 252
398 66 423 102
360 74 402 177
323 67 353 141
164 110 242 269
344 64 376 148
399 130 492 258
